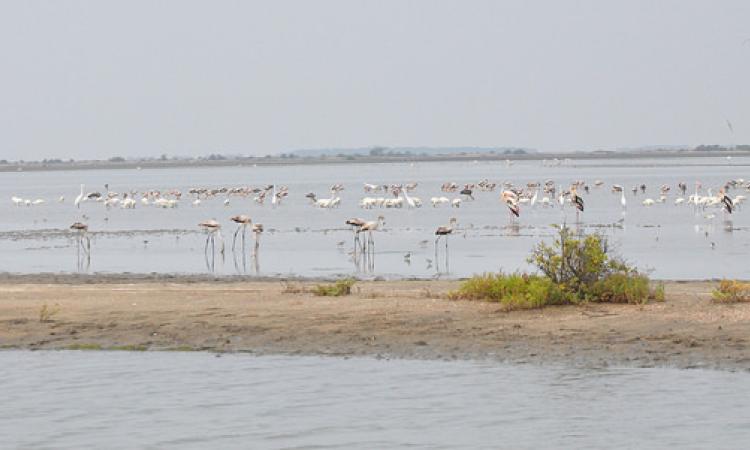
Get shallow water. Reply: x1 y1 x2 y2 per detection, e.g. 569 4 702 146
1 351 749 449
1 156 749 279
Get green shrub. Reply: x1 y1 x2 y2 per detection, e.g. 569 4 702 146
651 283 666 302
67 343 102 351
585 272 651 304
528 226 630 291
712 280 750 303
449 273 576 310
453 226 660 309
312 278 356 297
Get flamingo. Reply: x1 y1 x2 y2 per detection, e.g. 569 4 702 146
199 219 224 256
357 215 385 254
346 217 367 250
719 188 733 214
230 215 252 252
69 222 90 254
434 217 458 271
251 223 263 257
70 221 91 270
501 190 520 221
571 186 584 222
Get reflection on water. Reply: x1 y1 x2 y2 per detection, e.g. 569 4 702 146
1 351 749 449
1 157 750 279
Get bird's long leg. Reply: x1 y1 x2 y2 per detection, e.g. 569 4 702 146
253 232 260 258
242 225 246 255
84 240 91 270
76 236 81 271
217 230 225 256
204 233 211 255
253 243 260 275
232 225 240 252
369 232 375 272
435 236 441 273
445 235 449 273
233 247 240 273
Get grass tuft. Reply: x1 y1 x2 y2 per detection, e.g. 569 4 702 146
312 279 356 297
448 273 575 310
712 280 750 303
39 303 60 323
281 282 307 294
67 343 102 351
109 344 148 351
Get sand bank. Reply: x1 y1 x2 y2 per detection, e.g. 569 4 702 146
1 277 748 370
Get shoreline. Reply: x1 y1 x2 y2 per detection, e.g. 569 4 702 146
0 272 731 284
2 149 749 173
1 278 748 371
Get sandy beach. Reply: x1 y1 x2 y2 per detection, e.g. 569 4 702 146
1 276 748 370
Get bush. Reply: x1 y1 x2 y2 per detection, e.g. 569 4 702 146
712 280 750 303
312 279 356 297
528 226 630 291
452 226 660 310
585 272 663 304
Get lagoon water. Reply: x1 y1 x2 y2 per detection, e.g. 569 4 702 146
1 351 749 449
1 156 749 279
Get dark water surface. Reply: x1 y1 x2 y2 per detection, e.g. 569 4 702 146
1 351 749 449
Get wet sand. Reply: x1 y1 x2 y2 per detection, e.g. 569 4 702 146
1 277 749 370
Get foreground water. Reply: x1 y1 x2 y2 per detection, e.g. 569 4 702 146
1 156 749 279
1 351 748 449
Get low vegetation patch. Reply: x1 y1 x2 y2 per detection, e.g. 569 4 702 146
109 344 148 351
281 281 307 294
312 279 356 297
451 226 663 310
712 280 750 303
67 343 102 351
38 303 60 323
449 273 575 310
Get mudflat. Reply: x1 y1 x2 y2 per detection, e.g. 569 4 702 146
1 278 748 370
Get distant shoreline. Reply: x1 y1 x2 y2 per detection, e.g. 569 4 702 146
2 149 749 173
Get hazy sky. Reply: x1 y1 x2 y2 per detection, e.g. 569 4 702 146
1 0 749 160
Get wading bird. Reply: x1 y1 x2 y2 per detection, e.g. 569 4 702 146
74 185 85 208
70 221 91 270
251 223 263 257
434 217 458 272
357 215 385 255
719 188 734 214
345 217 367 250
199 219 225 257
501 190 520 221
571 186 584 221
70 222 90 254
230 215 252 252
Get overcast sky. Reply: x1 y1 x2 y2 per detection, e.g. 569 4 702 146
1 0 748 160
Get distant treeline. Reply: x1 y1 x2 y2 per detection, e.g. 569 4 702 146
1 144 748 166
